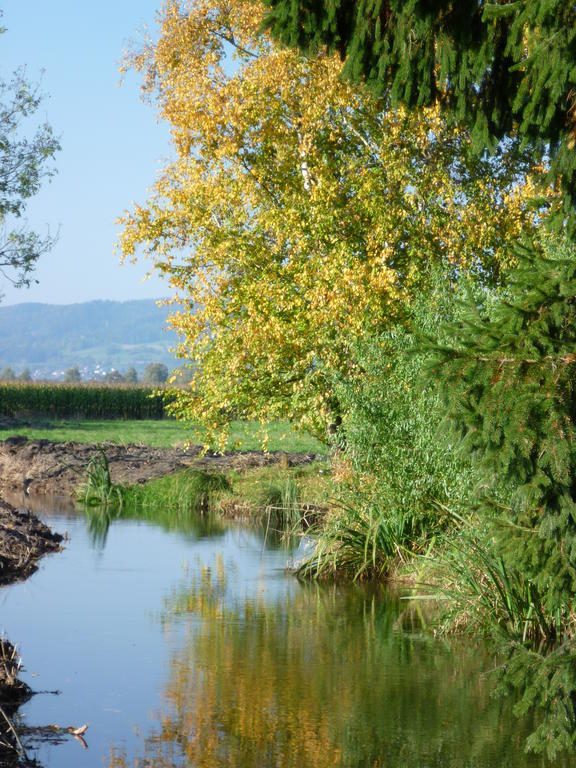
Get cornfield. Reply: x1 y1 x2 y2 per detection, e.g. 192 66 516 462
0 383 173 420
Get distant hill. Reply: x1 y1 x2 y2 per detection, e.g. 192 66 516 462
0 299 180 380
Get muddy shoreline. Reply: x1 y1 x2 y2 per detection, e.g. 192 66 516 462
0 497 63 586
0 436 323 497
0 497 63 761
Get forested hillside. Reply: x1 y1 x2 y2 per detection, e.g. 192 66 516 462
0 299 178 378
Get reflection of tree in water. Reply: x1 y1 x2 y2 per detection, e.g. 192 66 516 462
84 505 226 549
106 557 569 768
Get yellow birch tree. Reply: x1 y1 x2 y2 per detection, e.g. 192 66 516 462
118 0 545 440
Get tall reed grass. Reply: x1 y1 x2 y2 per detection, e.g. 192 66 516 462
258 475 302 529
121 469 232 515
298 499 443 581
433 518 566 646
78 449 124 508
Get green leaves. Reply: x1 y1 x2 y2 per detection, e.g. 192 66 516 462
427 234 576 617
120 0 540 441
0 64 60 289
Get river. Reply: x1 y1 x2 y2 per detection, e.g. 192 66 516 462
0 496 568 767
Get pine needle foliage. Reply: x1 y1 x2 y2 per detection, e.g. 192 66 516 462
263 0 576 209
421 236 576 756
426 235 576 626
495 641 576 757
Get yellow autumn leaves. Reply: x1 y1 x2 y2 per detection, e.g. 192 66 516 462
118 0 547 440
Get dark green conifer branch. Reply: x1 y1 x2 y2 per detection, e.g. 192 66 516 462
426 235 576 628
262 0 576 206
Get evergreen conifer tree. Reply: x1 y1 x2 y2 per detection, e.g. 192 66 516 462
263 0 576 753
263 0 576 207
428 236 576 619
426 236 576 756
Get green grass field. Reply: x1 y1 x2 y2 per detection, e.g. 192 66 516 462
0 418 325 454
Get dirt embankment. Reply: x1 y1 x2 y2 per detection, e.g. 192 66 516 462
0 497 63 586
0 436 323 497
0 497 62 724
0 496 63 758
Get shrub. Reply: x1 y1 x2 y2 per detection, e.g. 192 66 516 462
300 270 479 579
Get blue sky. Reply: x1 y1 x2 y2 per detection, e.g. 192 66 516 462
1 1 172 305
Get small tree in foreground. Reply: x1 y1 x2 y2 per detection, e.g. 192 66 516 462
0 27 60 293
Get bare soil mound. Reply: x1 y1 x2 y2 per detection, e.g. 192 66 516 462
0 436 323 497
0 497 63 586
0 499 63 760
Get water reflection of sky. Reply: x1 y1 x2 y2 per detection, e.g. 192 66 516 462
0 506 570 768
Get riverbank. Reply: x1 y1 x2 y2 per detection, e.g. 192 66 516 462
0 436 324 497
0 497 63 760
0 497 63 585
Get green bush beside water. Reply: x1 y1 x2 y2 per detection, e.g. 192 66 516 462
81 460 331 550
300 271 478 581
121 469 232 514
84 470 230 545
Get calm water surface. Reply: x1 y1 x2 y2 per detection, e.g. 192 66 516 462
0 496 568 767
